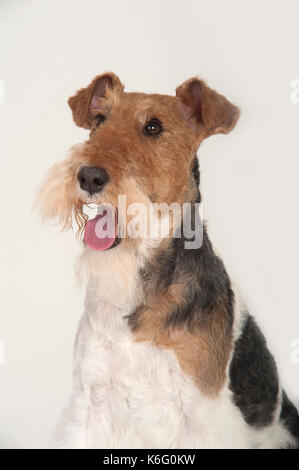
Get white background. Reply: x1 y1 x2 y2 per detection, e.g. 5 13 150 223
0 0 298 448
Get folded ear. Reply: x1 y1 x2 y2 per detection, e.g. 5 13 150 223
68 72 124 129
176 77 240 137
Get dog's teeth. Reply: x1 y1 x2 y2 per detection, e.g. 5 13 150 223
82 203 99 220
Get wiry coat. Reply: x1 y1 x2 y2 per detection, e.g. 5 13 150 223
37 73 299 448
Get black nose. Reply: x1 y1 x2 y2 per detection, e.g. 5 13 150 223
77 166 109 195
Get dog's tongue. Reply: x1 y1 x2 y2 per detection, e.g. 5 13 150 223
84 208 117 251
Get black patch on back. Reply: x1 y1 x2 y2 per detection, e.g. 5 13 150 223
138 241 177 292
229 314 279 427
131 223 234 334
279 390 299 448
165 225 234 330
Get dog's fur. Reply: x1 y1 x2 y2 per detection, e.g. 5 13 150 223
37 73 299 448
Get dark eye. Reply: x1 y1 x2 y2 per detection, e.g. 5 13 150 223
144 118 163 136
95 114 106 127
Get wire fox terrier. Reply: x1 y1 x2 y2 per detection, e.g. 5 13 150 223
37 72 299 448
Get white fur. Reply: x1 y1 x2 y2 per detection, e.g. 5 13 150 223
58 244 293 449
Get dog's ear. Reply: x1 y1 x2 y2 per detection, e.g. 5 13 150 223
68 72 124 129
176 77 240 137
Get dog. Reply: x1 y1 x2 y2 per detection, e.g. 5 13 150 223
37 72 299 448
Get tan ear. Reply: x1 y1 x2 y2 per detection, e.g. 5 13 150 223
68 72 124 129
176 77 240 137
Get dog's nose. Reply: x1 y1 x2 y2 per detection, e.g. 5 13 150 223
77 166 109 195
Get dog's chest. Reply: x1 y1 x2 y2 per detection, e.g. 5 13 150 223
68 296 249 449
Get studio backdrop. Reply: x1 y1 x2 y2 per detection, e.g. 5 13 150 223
0 0 298 448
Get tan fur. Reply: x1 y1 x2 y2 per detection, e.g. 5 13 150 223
36 72 239 396
132 265 232 397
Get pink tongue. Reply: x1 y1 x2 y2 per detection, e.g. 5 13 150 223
84 209 117 251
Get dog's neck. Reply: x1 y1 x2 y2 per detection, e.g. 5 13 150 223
125 168 234 395
128 218 234 332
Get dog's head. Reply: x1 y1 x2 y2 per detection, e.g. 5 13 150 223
37 72 239 251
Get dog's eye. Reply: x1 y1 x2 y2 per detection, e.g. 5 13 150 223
144 118 163 136
95 114 106 127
